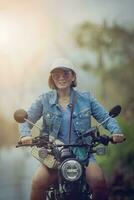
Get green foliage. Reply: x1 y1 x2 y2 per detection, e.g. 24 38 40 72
73 20 134 117
105 62 134 119
74 21 134 69
97 119 134 178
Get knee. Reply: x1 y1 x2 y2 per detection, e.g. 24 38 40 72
86 167 106 189
93 176 106 188
88 175 107 189
31 166 57 191
31 174 46 190
31 167 50 191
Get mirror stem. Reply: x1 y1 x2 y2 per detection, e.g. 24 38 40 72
24 118 42 130
98 115 113 128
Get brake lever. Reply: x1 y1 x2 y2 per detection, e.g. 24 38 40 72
83 127 98 138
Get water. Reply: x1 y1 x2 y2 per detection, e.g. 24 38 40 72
0 147 39 200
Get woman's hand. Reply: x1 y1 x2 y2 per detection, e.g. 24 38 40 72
20 136 32 145
112 133 125 143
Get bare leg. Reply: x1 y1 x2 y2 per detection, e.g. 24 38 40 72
86 163 108 200
30 164 58 200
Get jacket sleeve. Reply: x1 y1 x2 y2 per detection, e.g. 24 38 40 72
90 94 122 134
19 95 43 136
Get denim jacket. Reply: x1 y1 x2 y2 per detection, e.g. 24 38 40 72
19 88 121 138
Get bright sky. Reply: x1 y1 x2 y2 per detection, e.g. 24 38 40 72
0 0 133 119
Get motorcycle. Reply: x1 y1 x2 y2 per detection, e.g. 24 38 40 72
14 105 125 200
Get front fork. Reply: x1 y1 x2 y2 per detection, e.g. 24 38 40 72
46 168 91 200
46 169 64 200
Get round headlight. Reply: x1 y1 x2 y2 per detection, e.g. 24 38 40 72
61 159 82 181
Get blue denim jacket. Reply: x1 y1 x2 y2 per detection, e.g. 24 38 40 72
19 88 121 138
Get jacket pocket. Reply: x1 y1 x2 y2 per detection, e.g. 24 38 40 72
73 108 91 133
43 111 61 136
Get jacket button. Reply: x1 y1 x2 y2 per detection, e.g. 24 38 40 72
47 113 50 118
76 122 79 125
76 131 80 135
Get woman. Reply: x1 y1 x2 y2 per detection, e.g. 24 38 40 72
19 59 124 200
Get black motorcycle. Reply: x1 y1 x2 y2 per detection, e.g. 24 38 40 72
14 105 125 200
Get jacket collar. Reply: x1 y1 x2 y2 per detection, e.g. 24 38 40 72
49 88 76 106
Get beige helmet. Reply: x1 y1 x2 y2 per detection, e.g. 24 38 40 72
50 58 76 73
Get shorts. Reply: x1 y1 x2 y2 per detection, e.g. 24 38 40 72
88 154 96 163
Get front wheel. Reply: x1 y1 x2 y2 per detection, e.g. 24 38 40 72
46 190 92 200
46 182 92 200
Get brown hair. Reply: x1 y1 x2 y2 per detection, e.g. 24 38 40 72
48 69 77 89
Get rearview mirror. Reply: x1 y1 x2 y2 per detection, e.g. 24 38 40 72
109 105 121 118
14 109 28 123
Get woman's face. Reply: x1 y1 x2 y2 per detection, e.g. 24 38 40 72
51 69 75 90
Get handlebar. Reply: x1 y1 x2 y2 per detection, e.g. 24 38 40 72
94 135 126 145
16 137 49 148
16 141 90 148
16 135 126 148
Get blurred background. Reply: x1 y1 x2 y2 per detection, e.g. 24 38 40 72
0 0 134 199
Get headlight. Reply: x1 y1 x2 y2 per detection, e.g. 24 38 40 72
61 159 82 181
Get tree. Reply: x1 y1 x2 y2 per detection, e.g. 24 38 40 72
73 21 134 108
